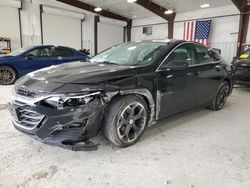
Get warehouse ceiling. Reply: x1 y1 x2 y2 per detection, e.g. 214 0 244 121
79 0 235 19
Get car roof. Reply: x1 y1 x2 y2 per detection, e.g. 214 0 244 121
131 39 205 46
31 45 75 49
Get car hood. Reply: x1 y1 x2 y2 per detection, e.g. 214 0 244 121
16 61 143 93
0 55 16 61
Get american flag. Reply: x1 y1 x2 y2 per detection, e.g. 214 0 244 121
183 20 212 45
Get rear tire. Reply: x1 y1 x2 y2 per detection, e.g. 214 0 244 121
103 95 149 147
0 66 17 85
209 81 230 111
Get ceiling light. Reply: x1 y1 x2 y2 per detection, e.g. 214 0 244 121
132 15 137 18
94 7 102 12
127 0 137 3
164 9 174 14
200 3 210 8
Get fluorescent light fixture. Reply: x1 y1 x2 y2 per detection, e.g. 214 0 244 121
200 3 210 8
164 9 174 14
132 15 137 18
127 0 137 3
94 7 102 12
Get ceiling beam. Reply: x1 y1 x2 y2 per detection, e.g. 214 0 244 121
135 0 175 21
231 0 249 12
57 0 131 22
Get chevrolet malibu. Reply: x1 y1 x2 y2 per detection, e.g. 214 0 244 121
8 40 235 150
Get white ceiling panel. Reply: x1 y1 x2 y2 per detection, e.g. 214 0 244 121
79 0 235 19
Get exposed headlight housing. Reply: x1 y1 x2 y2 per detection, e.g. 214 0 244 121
43 92 101 109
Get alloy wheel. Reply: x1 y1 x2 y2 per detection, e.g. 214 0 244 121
0 67 15 85
217 84 230 109
117 102 147 144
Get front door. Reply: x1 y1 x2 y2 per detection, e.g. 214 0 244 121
156 43 199 119
22 46 55 74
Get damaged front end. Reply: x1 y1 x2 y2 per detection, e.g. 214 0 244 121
8 88 111 151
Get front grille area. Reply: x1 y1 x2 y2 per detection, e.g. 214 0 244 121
16 89 38 98
12 100 45 130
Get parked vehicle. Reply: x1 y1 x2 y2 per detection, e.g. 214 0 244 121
232 48 250 85
8 40 235 150
0 45 88 85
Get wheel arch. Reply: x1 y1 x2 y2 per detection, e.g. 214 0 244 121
223 78 232 92
107 88 156 127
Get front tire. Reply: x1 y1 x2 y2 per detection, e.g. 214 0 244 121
0 66 17 85
103 95 149 147
209 81 230 111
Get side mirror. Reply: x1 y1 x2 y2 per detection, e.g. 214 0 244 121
161 60 188 70
25 54 35 60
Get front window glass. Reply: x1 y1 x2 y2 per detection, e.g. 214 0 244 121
90 42 168 66
161 44 196 68
26 47 52 58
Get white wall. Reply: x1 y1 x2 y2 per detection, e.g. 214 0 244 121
42 13 82 49
0 4 21 50
131 5 240 63
98 22 124 53
132 17 168 41
245 17 250 48
17 0 96 54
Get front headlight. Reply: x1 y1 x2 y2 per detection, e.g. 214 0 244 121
43 92 101 109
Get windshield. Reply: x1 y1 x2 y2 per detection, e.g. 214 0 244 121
90 42 168 66
7 46 32 56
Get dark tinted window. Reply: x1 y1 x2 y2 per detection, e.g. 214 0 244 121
161 44 196 68
194 45 217 64
209 50 221 62
26 47 52 58
52 47 73 57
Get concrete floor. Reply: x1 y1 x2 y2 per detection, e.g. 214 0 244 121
0 85 250 188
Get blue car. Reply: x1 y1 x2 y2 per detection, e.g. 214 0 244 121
0 45 88 85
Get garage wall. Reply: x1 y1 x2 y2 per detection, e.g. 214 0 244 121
97 21 124 53
0 3 21 50
245 19 250 47
20 0 95 54
82 15 95 55
131 17 168 41
21 0 42 47
42 13 82 49
131 5 240 63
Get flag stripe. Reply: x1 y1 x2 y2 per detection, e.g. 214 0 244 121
183 20 212 46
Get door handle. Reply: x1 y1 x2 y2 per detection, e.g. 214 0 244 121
194 70 200 76
215 66 221 72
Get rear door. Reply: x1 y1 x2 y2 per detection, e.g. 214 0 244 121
52 47 81 64
156 43 200 119
192 44 224 105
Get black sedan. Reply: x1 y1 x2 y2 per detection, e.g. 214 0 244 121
233 49 250 85
8 40 235 150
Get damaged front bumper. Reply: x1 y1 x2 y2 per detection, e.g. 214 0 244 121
8 97 105 151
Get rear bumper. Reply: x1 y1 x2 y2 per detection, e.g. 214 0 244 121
8 98 105 150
